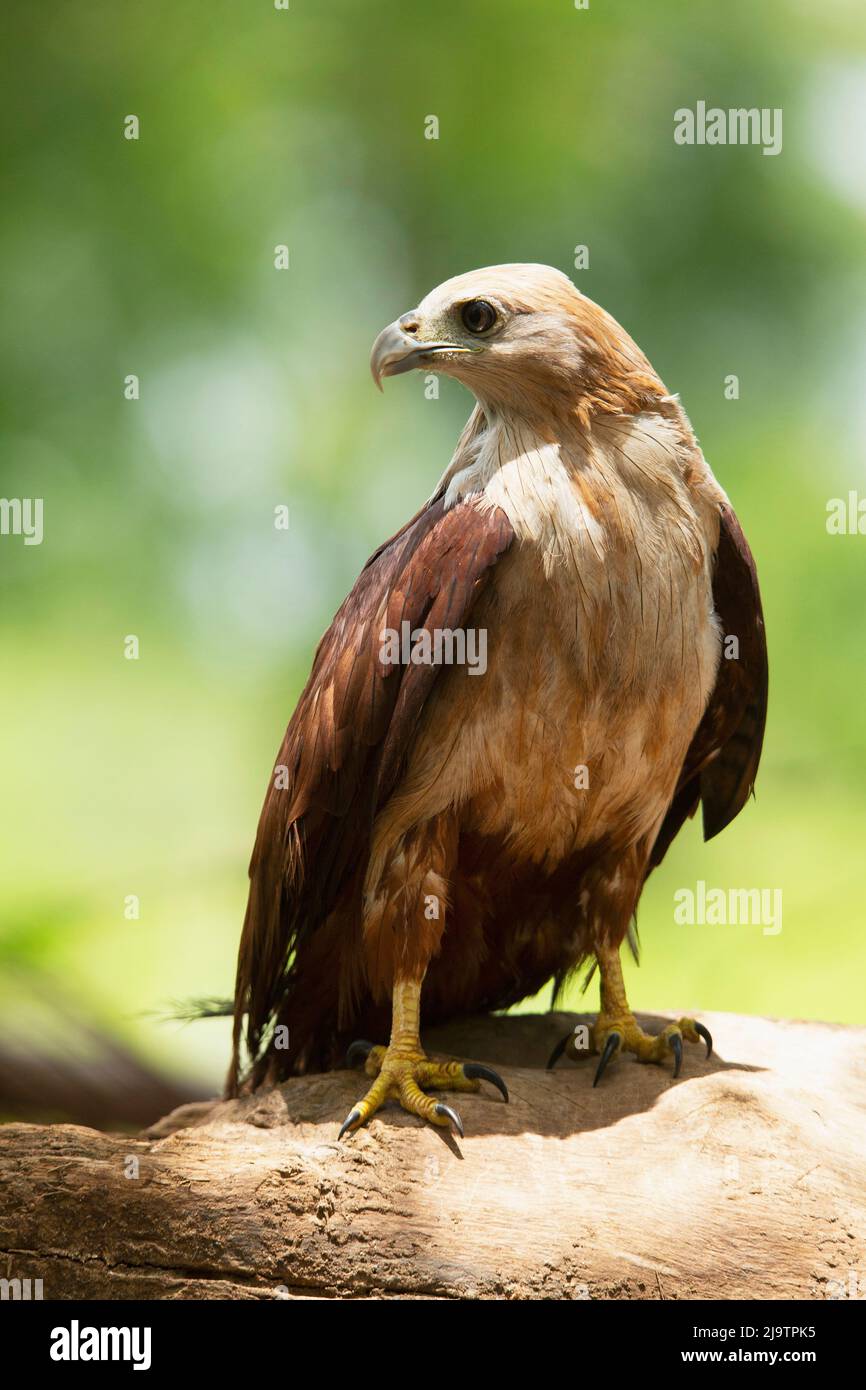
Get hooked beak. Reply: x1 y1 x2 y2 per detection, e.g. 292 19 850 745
369 319 475 390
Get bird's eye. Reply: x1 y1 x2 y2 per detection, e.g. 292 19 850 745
460 299 498 335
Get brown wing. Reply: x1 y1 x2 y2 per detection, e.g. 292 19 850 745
648 502 768 873
230 495 514 1089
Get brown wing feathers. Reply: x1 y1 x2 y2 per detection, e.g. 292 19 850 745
648 502 768 872
229 498 513 1091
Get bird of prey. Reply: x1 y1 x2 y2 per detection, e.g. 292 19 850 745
229 263 767 1139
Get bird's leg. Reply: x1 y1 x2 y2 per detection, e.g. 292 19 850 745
339 976 507 1139
547 941 712 1083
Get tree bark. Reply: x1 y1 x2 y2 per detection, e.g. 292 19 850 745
2 1010 864 1300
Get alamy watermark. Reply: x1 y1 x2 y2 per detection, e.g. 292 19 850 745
0 497 43 545
379 620 487 675
1 1275 44 1300
826 492 866 535
824 1268 866 1300
674 880 782 936
674 102 782 157
50 1321 152 1370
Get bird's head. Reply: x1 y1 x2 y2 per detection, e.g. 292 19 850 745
370 263 665 424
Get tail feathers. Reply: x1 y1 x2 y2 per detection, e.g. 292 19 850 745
232 958 354 1095
160 996 234 1023
229 894 368 1096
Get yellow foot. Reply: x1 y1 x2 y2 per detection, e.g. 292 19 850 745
547 1015 712 1084
590 1013 712 1085
338 1040 508 1139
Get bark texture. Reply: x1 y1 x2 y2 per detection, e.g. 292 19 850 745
1 1010 863 1300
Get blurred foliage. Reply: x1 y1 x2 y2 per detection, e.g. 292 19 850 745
1 1 865 1097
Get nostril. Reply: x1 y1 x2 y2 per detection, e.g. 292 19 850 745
400 316 420 335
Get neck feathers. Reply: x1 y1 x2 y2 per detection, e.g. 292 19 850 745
438 403 724 577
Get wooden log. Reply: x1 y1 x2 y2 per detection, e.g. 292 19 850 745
1 1010 864 1300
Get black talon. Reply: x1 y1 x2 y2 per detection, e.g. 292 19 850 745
669 1032 683 1079
338 1107 361 1140
546 1032 572 1071
463 1062 509 1102
695 1022 713 1058
346 1039 374 1068
593 1031 621 1087
435 1102 464 1138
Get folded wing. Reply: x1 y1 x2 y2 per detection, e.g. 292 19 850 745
230 495 514 1087
648 502 768 873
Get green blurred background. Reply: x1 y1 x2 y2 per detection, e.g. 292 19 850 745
2 0 865 1121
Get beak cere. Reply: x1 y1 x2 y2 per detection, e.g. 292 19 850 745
369 318 473 389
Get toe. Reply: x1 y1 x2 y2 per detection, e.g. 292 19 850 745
680 1018 713 1057
695 1021 713 1057
593 1030 622 1086
397 1074 456 1130
434 1102 464 1138
462 1062 508 1103
414 1058 508 1101
668 1030 683 1078
345 1040 387 1078
337 1071 390 1139
346 1039 374 1067
415 1058 479 1093
338 1107 362 1140
546 1031 574 1070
